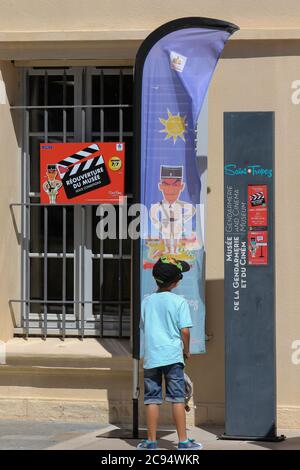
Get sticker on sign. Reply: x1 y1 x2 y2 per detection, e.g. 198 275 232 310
170 51 187 73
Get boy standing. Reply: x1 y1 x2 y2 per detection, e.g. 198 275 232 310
137 255 202 450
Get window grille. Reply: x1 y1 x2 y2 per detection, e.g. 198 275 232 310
12 67 133 339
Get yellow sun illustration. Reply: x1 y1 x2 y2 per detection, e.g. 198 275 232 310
159 109 187 143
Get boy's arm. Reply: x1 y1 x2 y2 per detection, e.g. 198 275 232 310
139 304 145 359
178 300 193 359
181 327 191 359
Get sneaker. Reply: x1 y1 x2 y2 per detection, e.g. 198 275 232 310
136 439 158 450
177 438 203 450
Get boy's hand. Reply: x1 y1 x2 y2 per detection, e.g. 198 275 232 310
183 351 191 360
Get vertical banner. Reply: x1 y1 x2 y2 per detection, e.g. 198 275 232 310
133 18 239 358
223 112 282 440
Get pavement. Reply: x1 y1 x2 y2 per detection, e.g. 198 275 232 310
47 425 300 450
0 420 106 450
0 420 299 450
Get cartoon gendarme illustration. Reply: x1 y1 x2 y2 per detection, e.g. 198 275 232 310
43 164 62 204
150 165 196 254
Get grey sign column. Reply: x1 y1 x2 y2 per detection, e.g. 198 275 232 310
222 112 284 441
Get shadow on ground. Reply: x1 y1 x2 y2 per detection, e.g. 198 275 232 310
96 428 178 450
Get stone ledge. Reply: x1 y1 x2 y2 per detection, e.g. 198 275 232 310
0 397 194 426
277 406 300 429
1 28 300 42
0 397 298 428
0 364 133 375
0 397 123 424
3 337 133 369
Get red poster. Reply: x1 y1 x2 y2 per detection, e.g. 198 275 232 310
40 142 125 204
248 184 268 228
248 231 268 265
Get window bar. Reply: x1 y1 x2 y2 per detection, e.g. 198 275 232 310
29 252 74 258
100 70 104 141
12 104 131 110
43 70 48 340
118 70 123 337
81 108 85 141
44 70 48 141
63 70 67 144
81 205 85 339
62 206 67 340
100 69 104 337
119 69 123 142
62 71 67 340
43 206 48 340
118 218 123 338
12 299 129 305
21 70 27 332
73 69 81 332
25 107 30 339
26 208 30 339
26 130 132 138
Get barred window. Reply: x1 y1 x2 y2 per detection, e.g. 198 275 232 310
17 67 133 338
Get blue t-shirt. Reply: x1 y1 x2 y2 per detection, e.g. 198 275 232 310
140 291 193 369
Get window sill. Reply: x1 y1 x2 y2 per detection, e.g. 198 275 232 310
3 338 132 370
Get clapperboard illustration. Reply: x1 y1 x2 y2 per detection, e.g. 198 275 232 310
56 143 110 199
250 191 265 207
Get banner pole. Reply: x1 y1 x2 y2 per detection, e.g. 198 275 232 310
132 16 239 441
131 217 141 439
132 48 142 438
132 358 140 439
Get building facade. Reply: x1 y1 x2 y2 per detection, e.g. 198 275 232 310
0 0 299 427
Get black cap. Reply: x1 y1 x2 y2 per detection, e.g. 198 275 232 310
160 165 183 179
152 255 190 287
47 164 56 170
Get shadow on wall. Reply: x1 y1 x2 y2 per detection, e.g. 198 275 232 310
0 61 22 341
222 39 300 59
2 61 22 249
185 278 226 426
0 61 21 144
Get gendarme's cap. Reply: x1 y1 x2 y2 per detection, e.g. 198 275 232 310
160 165 183 179
47 164 57 171
152 255 190 287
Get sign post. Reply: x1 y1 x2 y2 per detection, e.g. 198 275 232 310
222 112 284 441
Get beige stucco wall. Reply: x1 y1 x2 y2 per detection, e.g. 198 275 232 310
0 60 20 341
0 0 300 36
0 0 299 427
1 0 300 62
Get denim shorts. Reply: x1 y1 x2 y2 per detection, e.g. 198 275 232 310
144 363 185 405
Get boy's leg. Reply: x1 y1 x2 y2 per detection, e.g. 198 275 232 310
146 404 160 442
163 363 187 442
172 403 187 442
144 367 163 442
